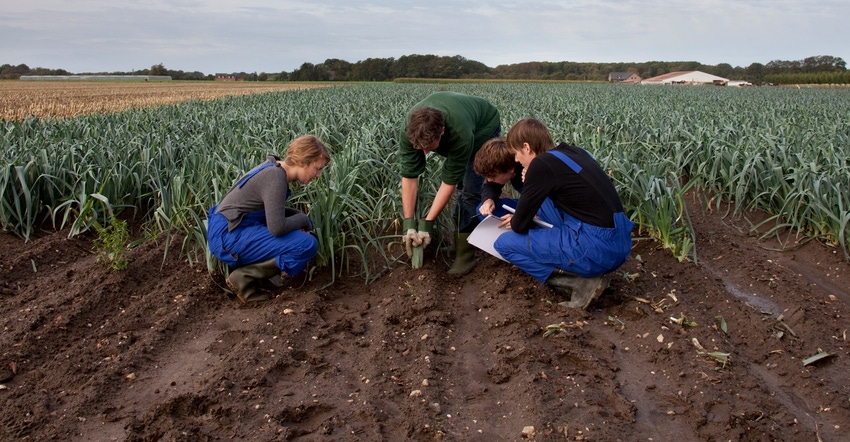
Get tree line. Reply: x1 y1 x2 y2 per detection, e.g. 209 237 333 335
2 54 846 84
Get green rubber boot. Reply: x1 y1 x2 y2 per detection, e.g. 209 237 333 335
226 258 281 304
447 233 476 275
548 272 610 310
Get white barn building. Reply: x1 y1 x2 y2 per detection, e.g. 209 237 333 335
641 71 729 85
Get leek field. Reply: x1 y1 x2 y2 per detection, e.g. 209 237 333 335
3 82 850 441
3 83 849 280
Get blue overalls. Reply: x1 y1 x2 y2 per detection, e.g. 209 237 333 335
493 150 634 283
207 163 318 276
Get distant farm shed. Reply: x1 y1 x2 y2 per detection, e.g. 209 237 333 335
608 72 642 84
641 71 729 85
215 74 245 81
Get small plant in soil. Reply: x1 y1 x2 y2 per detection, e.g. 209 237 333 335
94 216 130 271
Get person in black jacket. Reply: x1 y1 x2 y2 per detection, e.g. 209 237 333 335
494 119 634 309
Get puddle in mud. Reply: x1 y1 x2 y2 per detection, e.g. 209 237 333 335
702 263 782 315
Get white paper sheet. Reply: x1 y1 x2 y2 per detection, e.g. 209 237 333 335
467 216 510 261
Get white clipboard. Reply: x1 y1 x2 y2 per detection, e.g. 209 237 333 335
467 216 509 261
468 207 554 262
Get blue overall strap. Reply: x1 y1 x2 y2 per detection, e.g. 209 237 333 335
549 148 621 214
237 162 275 188
548 149 582 174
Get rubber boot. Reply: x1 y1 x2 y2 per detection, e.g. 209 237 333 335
447 233 476 275
226 258 280 304
548 272 610 310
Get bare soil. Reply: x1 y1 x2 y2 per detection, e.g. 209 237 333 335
1 197 848 441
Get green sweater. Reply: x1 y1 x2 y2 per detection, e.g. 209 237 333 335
398 92 501 185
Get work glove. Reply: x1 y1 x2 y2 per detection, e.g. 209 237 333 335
402 218 420 258
417 219 434 248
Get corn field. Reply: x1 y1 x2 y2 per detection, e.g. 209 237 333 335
2 82 849 282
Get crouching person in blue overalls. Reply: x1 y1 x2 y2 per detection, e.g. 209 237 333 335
207 135 331 304
494 119 634 310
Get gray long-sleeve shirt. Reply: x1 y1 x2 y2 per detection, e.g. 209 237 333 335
215 155 310 236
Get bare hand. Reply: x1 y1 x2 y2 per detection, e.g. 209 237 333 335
479 199 495 216
497 214 513 229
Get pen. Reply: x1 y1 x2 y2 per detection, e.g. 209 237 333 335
501 205 554 228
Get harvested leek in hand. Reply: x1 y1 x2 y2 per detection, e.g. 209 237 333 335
411 245 424 268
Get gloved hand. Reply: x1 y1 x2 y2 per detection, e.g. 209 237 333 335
402 218 420 258
417 219 434 248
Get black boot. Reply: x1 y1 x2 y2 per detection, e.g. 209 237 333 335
226 258 280 304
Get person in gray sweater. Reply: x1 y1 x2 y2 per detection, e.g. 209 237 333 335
207 135 331 303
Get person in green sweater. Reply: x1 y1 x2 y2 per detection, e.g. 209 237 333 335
398 91 501 274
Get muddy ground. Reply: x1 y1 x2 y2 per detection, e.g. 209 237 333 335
1 196 848 442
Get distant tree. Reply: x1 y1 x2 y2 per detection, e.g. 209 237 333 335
350 58 393 81
801 55 846 72
0 63 31 79
453 56 491 78
766 59 801 74
29 67 71 76
712 63 734 78
290 62 329 81
8 53 845 83
745 62 765 83
149 63 167 76
392 54 438 78
321 58 353 81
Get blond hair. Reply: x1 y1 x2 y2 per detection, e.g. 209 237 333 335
284 135 331 167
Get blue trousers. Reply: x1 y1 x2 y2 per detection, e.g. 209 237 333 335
457 151 486 233
207 206 317 276
458 126 501 233
494 199 633 283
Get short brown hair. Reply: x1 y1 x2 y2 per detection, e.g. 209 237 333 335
284 135 331 167
506 118 554 155
473 137 515 178
405 107 444 150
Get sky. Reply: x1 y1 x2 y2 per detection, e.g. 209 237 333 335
2 0 848 75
